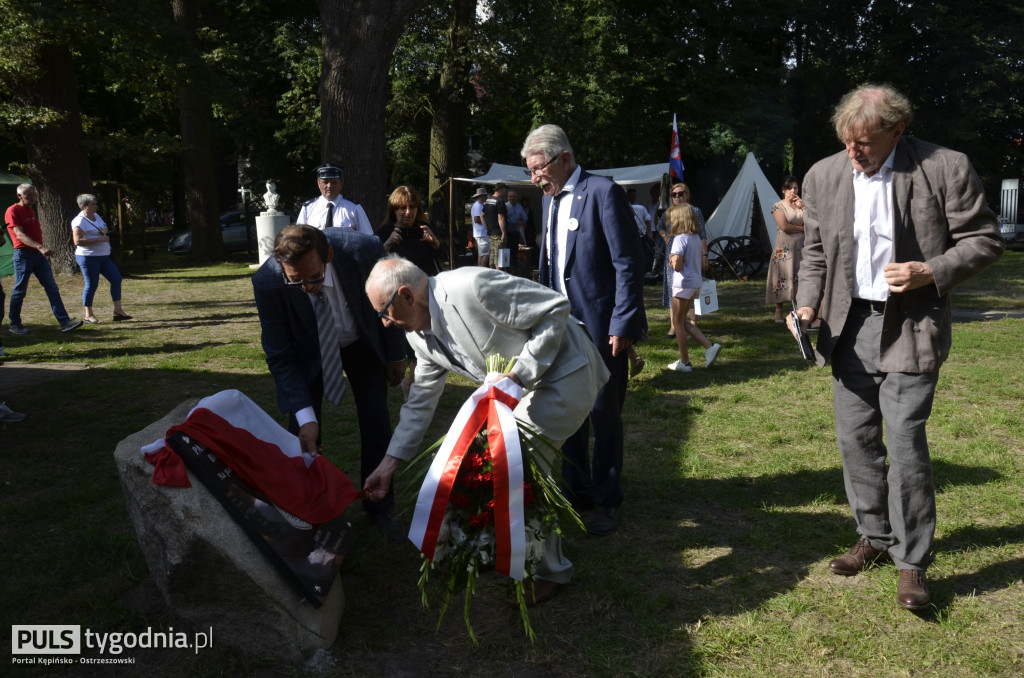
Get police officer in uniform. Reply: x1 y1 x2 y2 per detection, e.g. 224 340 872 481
296 163 374 235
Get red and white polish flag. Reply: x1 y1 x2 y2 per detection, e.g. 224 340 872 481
141 389 358 525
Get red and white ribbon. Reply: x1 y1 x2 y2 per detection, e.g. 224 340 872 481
409 374 527 580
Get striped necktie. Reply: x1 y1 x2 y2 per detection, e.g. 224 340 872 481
316 290 346 405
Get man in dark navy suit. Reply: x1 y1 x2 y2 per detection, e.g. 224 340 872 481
253 224 407 539
522 124 645 535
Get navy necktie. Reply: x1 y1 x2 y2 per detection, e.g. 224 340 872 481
546 193 563 290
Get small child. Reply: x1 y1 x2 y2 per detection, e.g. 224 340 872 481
666 204 721 372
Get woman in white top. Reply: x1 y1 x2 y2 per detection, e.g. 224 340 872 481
71 194 131 323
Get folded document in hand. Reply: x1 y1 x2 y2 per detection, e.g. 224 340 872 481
791 311 815 361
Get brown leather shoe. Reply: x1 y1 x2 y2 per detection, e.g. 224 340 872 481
897 569 931 609
828 537 888 575
522 578 562 606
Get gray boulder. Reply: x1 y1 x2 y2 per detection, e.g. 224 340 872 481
114 399 344 662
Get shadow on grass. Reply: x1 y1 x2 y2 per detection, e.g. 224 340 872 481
569 456 1017 648
3 341 241 364
137 273 259 284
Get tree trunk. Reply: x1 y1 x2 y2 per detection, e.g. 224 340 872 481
16 45 92 275
172 0 222 262
319 0 430 227
427 0 476 202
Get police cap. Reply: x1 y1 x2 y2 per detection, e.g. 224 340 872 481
315 163 344 179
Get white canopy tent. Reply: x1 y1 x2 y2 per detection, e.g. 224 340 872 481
454 162 669 188
704 152 780 248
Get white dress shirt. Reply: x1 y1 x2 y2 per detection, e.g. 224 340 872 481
547 164 583 296
630 204 651 236
851 148 897 301
297 195 373 235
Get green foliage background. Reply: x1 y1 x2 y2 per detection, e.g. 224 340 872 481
1 0 1022 222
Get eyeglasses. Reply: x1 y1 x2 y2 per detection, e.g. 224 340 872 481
376 289 399 319
523 155 558 177
670 191 688 199
283 275 325 288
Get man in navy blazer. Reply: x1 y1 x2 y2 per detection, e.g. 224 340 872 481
253 225 408 537
522 124 645 535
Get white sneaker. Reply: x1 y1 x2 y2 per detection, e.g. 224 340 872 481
0 402 27 422
667 360 692 372
705 343 722 368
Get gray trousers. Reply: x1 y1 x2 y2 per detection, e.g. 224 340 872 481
514 358 608 584
831 305 939 571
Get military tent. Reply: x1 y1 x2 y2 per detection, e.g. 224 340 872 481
704 153 780 249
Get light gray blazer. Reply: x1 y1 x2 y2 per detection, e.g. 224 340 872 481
797 136 1004 372
385 267 609 461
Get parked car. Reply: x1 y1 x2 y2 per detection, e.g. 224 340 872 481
168 211 255 254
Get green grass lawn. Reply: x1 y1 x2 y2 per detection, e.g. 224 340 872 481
2 248 1021 677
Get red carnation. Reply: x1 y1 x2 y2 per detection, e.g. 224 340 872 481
469 511 492 527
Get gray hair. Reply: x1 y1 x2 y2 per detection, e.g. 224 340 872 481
520 124 574 162
832 84 913 142
16 183 34 196
77 193 97 208
366 254 427 298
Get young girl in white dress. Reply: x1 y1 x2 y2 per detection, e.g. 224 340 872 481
667 204 721 372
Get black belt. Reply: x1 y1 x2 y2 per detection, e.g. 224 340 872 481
851 298 886 314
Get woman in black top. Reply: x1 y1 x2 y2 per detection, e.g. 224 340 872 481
376 185 441 275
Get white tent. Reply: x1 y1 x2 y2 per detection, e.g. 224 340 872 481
704 152 780 248
454 162 669 188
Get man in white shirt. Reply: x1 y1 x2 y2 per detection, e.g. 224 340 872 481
296 163 374 235
470 187 488 266
792 85 1003 610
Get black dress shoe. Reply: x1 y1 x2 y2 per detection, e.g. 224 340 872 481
113 313 133 321
370 512 406 542
828 537 889 575
897 569 931 609
587 506 619 536
570 495 595 513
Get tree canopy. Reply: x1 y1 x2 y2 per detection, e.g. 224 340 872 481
1 0 1020 264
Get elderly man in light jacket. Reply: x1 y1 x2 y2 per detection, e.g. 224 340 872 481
362 255 609 603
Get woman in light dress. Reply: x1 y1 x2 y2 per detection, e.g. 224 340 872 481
765 176 805 322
